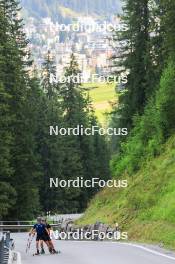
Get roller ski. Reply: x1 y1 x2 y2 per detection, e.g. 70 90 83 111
26 234 34 253
33 250 40 256
49 248 61 254
52 249 60 254
41 247 45 254
33 247 46 256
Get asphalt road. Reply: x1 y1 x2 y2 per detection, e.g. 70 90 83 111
12 233 175 264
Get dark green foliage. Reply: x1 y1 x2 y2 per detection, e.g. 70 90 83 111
0 182 16 218
0 0 41 219
0 83 16 218
0 2 110 219
159 0 175 62
39 53 111 213
3 0 175 222
37 51 65 213
111 62 175 179
110 0 157 153
110 0 175 181
156 61 175 137
10 77 42 219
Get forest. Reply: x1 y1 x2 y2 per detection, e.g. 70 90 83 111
78 0 175 249
0 0 110 220
1 0 175 244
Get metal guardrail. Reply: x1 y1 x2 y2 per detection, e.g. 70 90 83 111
0 223 61 231
0 232 14 264
0 235 4 264
0 214 83 233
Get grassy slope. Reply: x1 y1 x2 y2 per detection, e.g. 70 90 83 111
59 6 83 18
78 136 175 250
83 83 116 124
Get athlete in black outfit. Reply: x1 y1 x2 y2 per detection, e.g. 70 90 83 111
29 217 52 255
41 218 58 254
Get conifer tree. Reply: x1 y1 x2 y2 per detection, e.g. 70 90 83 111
0 82 16 218
160 0 175 61
60 54 110 211
0 0 41 219
112 0 155 130
38 51 65 212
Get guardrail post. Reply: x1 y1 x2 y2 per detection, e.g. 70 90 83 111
18 221 20 233
5 232 10 248
0 236 4 264
0 221 3 233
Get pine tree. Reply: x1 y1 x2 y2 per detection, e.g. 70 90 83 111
41 50 57 99
0 0 41 219
59 54 85 212
0 6 14 218
0 82 16 219
160 0 175 61
60 54 110 211
38 51 65 213
112 0 155 130
109 0 158 154
0 1 111 217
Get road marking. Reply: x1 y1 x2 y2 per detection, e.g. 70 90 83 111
115 242 175 261
70 240 175 261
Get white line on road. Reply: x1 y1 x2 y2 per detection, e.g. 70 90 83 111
70 240 175 261
114 242 175 261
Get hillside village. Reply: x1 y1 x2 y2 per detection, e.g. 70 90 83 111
24 15 122 81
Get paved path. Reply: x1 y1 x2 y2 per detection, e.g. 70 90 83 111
12 233 175 264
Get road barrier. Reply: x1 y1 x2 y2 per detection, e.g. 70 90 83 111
0 232 14 264
0 223 61 232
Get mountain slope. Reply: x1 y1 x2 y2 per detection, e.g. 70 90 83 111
78 135 175 250
21 0 121 20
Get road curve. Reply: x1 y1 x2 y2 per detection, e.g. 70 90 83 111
11 233 175 264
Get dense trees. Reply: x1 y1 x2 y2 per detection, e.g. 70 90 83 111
0 1 110 219
0 0 42 219
111 0 156 132
38 53 110 213
58 54 110 210
0 83 16 218
110 0 175 178
1 0 175 221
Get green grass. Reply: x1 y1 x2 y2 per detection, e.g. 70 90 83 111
59 6 101 19
85 83 116 103
77 135 175 250
59 6 82 18
83 83 116 124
